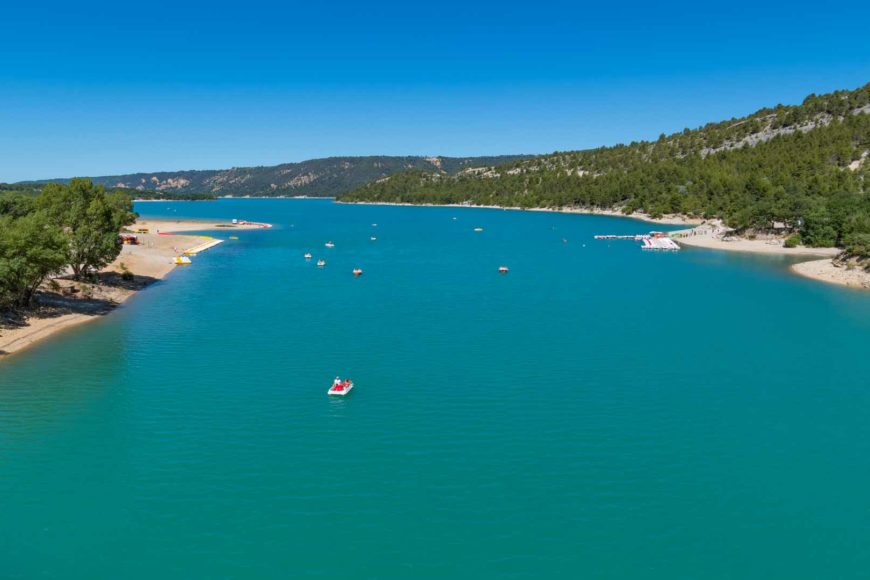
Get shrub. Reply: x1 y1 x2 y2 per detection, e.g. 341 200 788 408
119 262 134 281
784 233 801 248
844 233 870 258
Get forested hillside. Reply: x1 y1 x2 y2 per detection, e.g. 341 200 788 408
18 155 531 198
0 183 215 203
342 84 870 257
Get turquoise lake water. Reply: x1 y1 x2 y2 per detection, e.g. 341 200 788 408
2 199 870 578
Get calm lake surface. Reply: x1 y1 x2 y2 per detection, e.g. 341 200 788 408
2 199 870 578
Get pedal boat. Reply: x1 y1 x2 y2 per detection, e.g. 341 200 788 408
328 380 354 396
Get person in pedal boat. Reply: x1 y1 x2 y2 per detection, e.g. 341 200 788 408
333 376 343 391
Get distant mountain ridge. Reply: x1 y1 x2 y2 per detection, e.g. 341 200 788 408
21 155 533 198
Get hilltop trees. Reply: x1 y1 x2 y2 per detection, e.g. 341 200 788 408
0 213 67 308
37 178 136 279
0 179 136 310
0 192 35 218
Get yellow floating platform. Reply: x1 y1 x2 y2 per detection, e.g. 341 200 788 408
183 238 224 255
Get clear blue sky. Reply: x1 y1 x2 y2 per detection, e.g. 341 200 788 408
2 0 868 182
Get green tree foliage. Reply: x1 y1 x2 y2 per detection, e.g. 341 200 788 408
0 212 68 308
342 83 870 257
1 179 138 312
37 178 136 279
131 190 217 201
845 233 870 257
784 233 801 248
0 192 36 218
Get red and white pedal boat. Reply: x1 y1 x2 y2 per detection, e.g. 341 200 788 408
328 378 354 396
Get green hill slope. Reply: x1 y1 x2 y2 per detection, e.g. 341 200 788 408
342 84 870 255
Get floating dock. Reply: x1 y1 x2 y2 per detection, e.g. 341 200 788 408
594 234 649 240
183 237 224 255
642 237 680 251
594 232 681 251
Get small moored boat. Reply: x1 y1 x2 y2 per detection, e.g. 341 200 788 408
325 241 335 248
498 266 509 274
304 252 312 260
370 236 377 241
317 259 326 267
353 268 363 277
328 378 354 396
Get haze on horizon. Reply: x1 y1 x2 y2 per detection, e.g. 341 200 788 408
2 0 869 183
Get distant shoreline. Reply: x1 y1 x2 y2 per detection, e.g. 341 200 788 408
133 196 335 202
339 200 868 290
336 200 703 226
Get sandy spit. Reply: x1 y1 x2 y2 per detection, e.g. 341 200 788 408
0 219 254 360
791 259 870 289
133 218 269 233
672 225 840 257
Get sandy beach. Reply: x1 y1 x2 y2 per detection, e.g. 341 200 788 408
791 259 870 289
530 206 704 226
0 219 257 359
671 223 840 256
133 218 271 233
672 223 870 289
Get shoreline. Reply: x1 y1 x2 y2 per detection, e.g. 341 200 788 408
0 219 256 360
134 196 335 202
791 258 870 290
340 199 869 289
670 224 840 257
670 223 870 289
3 203 865 361
132 217 272 233
337 200 703 226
